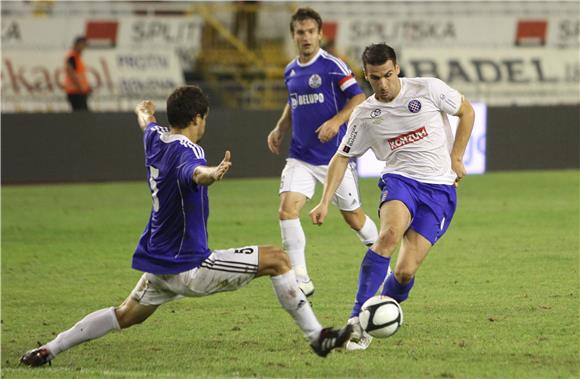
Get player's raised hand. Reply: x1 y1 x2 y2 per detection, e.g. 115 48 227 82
267 128 283 155
315 119 340 143
451 158 467 187
213 150 232 181
135 100 156 130
309 203 329 225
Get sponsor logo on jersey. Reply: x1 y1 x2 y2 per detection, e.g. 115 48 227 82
408 99 422 113
346 124 358 146
388 126 428 150
290 92 325 109
308 74 322 88
371 109 382 118
342 145 351 153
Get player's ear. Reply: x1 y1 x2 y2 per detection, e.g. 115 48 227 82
395 64 401 76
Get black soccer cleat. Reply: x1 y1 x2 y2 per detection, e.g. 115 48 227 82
310 324 353 358
20 345 52 367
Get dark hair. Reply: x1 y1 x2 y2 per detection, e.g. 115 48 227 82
362 43 397 68
290 7 322 33
73 36 87 46
166 86 209 129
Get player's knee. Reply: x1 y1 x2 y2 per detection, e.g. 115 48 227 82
115 305 146 329
376 227 400 251
263 245 291 275
278 208 299 220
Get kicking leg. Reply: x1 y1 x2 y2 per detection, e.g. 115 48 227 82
21 285 158 367
257 245 351 357
381 228 432 302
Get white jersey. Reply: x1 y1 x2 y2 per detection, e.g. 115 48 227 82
338 77 462 185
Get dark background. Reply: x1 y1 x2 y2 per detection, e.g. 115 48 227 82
2 105 579 184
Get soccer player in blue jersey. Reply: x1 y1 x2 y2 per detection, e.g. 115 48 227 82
310 43 475 350
20 86 352 367
267 7 378 297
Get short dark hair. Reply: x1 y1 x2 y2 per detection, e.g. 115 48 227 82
166 86 209 129
290 7 322 33
362 43 397 68
73 36 87 46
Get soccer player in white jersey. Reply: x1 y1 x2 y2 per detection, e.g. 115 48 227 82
20 86 352 367
267 7 378 297
310 43 475 350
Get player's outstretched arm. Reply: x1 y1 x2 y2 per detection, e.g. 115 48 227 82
135 100 156 132
451 98 475 186
316 93 365 142
309 153 350 225
267 103 292 155
193 151 232 185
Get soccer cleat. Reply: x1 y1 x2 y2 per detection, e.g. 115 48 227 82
20 345 52 367
310 324 353 358
345 316 373 351
298 279 315 298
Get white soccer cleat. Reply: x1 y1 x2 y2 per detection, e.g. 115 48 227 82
345 316 373 351
298 279 315 297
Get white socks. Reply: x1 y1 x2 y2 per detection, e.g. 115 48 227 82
356 215 379 246
280 219 309 282
271 270 322 342
45 307 121 358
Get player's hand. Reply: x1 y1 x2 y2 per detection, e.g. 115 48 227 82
451 157 466 187
135 100 156 130
212 150 232 181
267 128 283 155
309 203 329 225
315 119 341 143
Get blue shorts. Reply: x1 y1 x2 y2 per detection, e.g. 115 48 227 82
378 174 457 245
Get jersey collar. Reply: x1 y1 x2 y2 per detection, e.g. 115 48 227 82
296 48 323 68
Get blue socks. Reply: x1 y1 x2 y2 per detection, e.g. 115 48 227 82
350 249 390 318
381 273 415 302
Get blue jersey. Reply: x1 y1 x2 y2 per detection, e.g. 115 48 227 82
285 49 363 165
132 123 211 275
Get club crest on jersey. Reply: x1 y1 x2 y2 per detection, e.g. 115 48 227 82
408 100 422 113
308 74 322 88
371 109 382 118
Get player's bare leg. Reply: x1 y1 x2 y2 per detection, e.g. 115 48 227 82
381 228 432 302
347 200 410 350
278 192 314 296
257 245 352 357
340 207 378 247
20 296 158 367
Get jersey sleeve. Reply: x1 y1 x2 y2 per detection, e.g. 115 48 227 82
329 59 364 99
177 148 207 187
426 78 462 115
337 111 371 158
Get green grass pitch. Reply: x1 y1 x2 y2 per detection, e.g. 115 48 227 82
2 170 578 378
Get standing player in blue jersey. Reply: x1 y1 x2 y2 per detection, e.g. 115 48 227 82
310 43 475 350
20 86 352 367
267 7 378 297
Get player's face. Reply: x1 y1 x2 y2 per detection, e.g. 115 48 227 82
364 60 401 103
292 19 322 60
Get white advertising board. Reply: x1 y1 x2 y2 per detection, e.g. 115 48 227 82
399 48 580 106
1 49 185 112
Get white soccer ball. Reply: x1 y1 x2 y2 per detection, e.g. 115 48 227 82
359 296 403 338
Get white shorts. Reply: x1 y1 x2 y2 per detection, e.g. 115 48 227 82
130 246 259 306
279 158 361 211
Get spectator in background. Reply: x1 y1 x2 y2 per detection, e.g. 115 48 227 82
64 36 91 112
232 1 259 50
